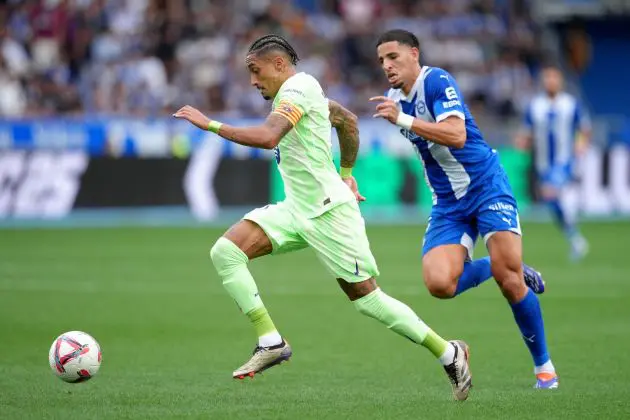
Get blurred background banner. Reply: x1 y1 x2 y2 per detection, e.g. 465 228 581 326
0 0 628 225
0 118 628 221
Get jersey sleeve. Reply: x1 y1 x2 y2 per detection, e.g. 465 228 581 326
272 77 310 126
424 68 466 123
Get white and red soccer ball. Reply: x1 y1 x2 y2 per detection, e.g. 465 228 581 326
48 331 102 383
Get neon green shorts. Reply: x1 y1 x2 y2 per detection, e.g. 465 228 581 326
243 200 380 282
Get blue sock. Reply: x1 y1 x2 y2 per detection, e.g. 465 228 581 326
548 199 577 239
510 289 550 367
455 257 492 296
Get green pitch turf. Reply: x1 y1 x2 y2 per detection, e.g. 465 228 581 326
1 222 629 419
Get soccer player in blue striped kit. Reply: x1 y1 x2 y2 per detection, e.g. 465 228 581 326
517 64 591 261
370 29 558 389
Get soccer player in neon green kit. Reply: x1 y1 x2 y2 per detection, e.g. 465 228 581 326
173 34 472 400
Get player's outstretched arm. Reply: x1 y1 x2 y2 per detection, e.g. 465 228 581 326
408 116 465 149
369 96 466 148
328 100 365 202
173 105 292 150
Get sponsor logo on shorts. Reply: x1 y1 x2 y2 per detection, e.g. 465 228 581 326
488 202 515 212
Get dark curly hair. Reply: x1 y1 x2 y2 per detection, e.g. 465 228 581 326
247 34 300 65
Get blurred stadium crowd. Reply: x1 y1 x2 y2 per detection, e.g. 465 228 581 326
0 0 543 119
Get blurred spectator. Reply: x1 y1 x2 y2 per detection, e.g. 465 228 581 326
488 48 533 117
0 55 27 117
0 0 544 119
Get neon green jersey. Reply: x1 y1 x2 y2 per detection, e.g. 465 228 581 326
271 72 354 218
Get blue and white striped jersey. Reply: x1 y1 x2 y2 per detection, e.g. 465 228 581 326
524 92 590 174
388 66 501 205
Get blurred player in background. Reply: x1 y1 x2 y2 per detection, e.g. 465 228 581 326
370 30 558 389
516 64 591 261
174 34 472 401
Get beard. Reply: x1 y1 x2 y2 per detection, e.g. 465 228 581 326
392 80 404 89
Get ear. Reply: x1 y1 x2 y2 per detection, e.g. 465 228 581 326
411 47 420 62
274 56 285 71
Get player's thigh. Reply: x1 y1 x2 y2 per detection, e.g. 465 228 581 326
238 203 308 258
300 201 380 291
422 211 476 294
486 231 522 272
486 231 527 302
475 185 527 300
222 219 273 260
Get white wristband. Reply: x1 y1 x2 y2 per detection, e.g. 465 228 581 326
396 113 414 130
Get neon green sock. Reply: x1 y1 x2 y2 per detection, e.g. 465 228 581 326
353 288 448 358
210 238 281 343
247 307 278 337
210 237 264 314
422 329 448 358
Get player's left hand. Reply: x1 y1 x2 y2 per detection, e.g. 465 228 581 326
173 105 211 131
369 96 399 124
342 176 366 202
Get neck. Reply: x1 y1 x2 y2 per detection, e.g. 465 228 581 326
272 68 297 98
402 65 422 96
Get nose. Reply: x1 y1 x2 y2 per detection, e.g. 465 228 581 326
250 75 258 87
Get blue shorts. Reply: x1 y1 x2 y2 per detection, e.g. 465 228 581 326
538 164 573 188
422 171 522 259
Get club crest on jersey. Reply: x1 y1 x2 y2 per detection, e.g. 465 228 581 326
416 101 426 115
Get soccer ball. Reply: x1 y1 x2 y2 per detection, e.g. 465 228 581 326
48 331 102 383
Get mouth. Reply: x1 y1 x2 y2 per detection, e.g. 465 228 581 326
387 73 398 85
258 89 271 100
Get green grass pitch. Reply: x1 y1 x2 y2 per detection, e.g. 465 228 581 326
1 222 629 419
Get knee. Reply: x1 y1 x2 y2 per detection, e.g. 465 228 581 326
209 238 226 266
210 237 247 275
491 258 526 302
423 264 458 299
338 277 378 302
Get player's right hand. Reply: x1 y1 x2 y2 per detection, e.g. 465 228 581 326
173 105 211 131
342 176 366 202
369 96 399 124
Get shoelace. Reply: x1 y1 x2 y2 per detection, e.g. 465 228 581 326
444 363 459 386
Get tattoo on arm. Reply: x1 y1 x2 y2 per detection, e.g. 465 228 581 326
329 100 359 168
264 113 295 144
